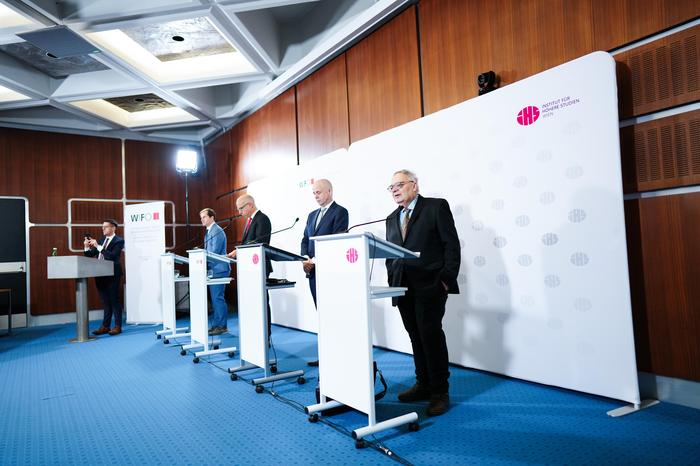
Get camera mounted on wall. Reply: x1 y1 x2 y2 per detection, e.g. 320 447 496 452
477 71 498 95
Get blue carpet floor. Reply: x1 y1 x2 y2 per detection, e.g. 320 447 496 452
1 317 699 465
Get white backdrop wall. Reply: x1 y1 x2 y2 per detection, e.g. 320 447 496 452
247 52 640 404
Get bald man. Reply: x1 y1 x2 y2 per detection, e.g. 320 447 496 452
300 179 349 365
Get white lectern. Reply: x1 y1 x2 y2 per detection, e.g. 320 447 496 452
181 249 236 362
156 253 190 343
228 243 306 391
47 256 113 343
304 232 420 443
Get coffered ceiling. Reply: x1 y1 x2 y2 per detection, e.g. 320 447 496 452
0 0 410 145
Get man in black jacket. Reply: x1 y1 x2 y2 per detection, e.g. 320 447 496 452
385 169 461 416
84 219 125 336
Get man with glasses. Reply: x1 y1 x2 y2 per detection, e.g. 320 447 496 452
385 169 461 416
84 219 125 336
300 179 349 366
200 208 230 336
227 194 273 336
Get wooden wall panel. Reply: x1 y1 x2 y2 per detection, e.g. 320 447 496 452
621 109 700 192
636 193 700 380
125 140 206 225
616 25 699 119
297 54 350 163
230 88 297 188
593 0 700 51
419 0 595 115
346 6 421 142
203 132 236 226
0 128 121 223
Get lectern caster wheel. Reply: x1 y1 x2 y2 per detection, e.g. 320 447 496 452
308 413 319 423
193 357 200 364
163 339 169 345
156 334 161 340
255 385 264 394
228 351 235 358
180 349 186 356
270 364 277 374
230 373 238 381
213 345 219 350
297 376 306 385
355 439 366 449
408 422 420 432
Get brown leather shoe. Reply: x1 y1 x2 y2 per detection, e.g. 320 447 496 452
398 384 431 403
92 326 110 336
427 393 450 416
108 326 122 336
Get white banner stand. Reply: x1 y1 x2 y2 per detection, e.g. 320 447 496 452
180 249 236 362
156 253 190 343
305 232 420 443
228 243 306 390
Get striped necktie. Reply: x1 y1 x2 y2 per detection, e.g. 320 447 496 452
401 208 411 241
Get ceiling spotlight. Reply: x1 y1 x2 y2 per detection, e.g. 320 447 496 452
45 52 58 59
477 71 497 96
172 35 184 42
134 97 144 102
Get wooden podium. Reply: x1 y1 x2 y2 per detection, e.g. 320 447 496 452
47 256 113 343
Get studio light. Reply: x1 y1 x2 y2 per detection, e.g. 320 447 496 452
176 149 198 173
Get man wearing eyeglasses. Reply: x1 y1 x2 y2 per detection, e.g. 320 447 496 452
385 169 461 416
300 179 349 366
227 194 273 336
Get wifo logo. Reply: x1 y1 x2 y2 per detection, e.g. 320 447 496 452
130 212 160 222
517 106 540 126
346 248 359 264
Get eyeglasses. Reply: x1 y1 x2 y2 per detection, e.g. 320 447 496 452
236 202 251 212
386 181 415 192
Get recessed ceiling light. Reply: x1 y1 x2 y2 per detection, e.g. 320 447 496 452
45 52 58 59
172 35 184 42
134 97 144 102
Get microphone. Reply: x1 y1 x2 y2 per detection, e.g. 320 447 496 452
245 217 300 245
196 215 241 249
346 218 385 232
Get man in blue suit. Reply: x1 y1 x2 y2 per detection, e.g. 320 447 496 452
199 208 230 336
84 219 125 336
300 179 349 365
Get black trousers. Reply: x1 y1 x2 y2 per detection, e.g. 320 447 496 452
397 287 449 394
96 277 122 328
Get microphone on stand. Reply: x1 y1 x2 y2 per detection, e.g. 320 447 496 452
197 214 242 249
346 218 385 232
244 217 300 245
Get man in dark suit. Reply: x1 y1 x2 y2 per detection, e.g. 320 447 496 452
227 194 273 335
300 178 349 366
84 218 125 336
200 208 231 336
385 169 461 416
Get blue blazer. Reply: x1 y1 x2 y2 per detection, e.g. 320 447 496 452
300 201 349 259
205 222 230 277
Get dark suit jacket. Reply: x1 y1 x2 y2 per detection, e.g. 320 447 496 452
241 210 273 273
300 201 349 259
84 235 125 281
385 195 460 302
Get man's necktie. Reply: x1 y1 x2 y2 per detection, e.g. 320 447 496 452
401 208 411 241
99 237 111 260
243 217 252 238
315 207 327 230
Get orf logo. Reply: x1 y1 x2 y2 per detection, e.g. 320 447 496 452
517 106 540 126
252 254 259 265
346 248 359 263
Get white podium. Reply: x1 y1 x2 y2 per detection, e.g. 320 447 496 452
156 253 190 343
47 255 113 343
228 243 306 390
304 232 420 442
180 249 236 362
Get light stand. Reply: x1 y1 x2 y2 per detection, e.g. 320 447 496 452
175 149 198 241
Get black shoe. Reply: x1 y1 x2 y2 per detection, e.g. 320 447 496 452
426 393 450 416
307 359 319 367
398 384 431 403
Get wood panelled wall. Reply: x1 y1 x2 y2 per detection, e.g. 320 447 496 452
0 128 207 315
207 0 700 383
